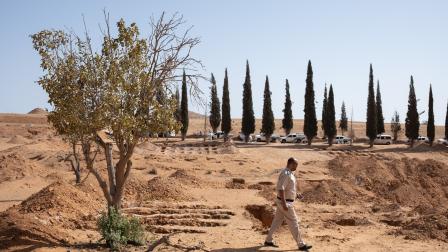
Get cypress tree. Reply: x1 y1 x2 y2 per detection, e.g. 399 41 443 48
180 70 189 141
209 73 221 133
339 101 348 135
405 76 419 148
174 86 181 133
303 60 318 145
366 64 377 147
376 80 385 134
282 79 293 135
325 84 336 146
427 85 435 146
321 84 328 138
221 68 231 141
445 101 448 140
391 111 401 142
241 60 255 142
261 76 275 144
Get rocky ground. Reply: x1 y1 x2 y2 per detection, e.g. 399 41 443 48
0 112 447 251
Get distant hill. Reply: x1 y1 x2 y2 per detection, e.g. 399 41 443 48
28 108 48 115
188 110 205 119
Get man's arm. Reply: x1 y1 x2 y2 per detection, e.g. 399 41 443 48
278 189 288 211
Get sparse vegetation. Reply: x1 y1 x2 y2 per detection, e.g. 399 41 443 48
391 111 402 143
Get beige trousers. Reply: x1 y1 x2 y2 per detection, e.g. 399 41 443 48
265 199 304 247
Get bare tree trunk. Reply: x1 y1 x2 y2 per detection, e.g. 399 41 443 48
182 133 186 141
307 138 312 146
67 142 81 184
410 139 415 148
266 134 271 145
328 137 333 147
369 139 374 148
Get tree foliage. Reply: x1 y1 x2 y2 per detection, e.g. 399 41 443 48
241 60 255 142
321 84 328 138
427 85 435 146
282 79 293 135
366 64 377 147
221 69 231 140
180 70 189 140
261 76 275 143
405 76 420 147
209 73 221 133
303 60 318 145
376 81 385 134
32 13 201 212
325 85 336 146
445 101 448 140
339 101 348 135
391 111 402 142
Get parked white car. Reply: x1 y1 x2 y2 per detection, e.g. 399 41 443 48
407 136 429 144
239 132 253 142
374 134 393 145
280 133 307 143
255 133 280 142
334 135 351 144
437 138 448 145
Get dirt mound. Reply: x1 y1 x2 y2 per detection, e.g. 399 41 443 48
0 152 31 182
323 155 448 208
27 108 48 115
329 214 371 226
169 169 203 187
123 176 193 206
394 209 448 242
7 135 30 144
302 179 369 205
245 204 275 228
0 181 104 248
136 141 160 152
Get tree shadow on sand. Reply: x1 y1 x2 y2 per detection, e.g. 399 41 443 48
210 245 299 252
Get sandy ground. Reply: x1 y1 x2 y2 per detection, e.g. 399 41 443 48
0 112 447 251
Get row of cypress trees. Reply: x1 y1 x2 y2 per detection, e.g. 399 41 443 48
179 61 448 147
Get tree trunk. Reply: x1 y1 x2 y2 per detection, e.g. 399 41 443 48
307 138 312 146
285 128 291 135
182 133 186 141
410 139 415 148
245 135 250 143
265 134 271 145
328 137 333 147
369 139 374 148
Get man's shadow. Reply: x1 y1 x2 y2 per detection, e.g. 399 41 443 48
210 245 299 252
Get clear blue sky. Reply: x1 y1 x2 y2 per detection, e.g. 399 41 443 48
1 0 447 124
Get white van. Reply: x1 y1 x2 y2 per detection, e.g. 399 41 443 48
374 134 392 145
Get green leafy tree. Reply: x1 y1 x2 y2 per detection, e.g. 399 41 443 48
376 80 385 134
209 73 221 133
282 79 293 135
427 85 435 146
321 84 328 138
366 64 377 147
241 60 255 142
303 60 318 145
261 76 275 144
32 14 201 214
405 76 420 147
391 111 402 142
180 70 189 140
339 101 348 135
221 68 232 141
325 85 336 146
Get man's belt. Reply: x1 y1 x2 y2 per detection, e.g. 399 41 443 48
277 196 294 202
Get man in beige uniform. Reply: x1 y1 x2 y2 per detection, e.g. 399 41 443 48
264 157 312 251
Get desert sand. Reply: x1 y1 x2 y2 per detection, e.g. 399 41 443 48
0 112 447 252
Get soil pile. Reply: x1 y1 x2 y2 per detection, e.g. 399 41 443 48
0 152 31 182
7 135 30 144
169 169 203 187
304 155 448 208
124 176 192 203
395 209 448 242
0 181 104 248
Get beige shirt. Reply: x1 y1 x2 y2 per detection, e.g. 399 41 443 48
276 168 297 200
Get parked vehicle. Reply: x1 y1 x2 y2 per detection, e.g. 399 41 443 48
334 135 351 144
238 132 253 142
374 134 393 145
407 136 429 144
437 138 448 145
215 131 225 139
255 133 280 142
280 133 306 143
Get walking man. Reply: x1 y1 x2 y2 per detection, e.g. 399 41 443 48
264 157 312 251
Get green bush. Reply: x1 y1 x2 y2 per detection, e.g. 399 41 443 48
97 207 145 250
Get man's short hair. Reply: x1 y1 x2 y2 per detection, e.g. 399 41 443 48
287 157 298 166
